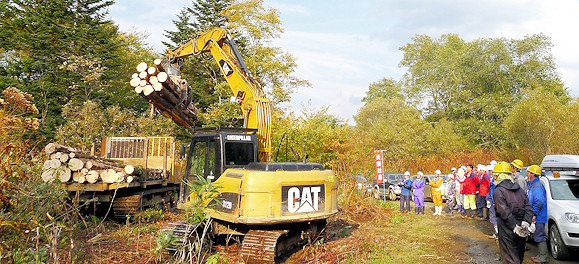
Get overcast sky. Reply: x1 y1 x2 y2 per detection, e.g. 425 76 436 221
108 0 579 123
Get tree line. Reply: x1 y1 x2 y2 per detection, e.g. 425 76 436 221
1 0 577 173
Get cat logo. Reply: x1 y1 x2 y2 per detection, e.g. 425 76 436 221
283 185 325 214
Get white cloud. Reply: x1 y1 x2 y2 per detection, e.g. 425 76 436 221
108 0 579 124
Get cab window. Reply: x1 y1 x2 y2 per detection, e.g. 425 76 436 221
189 138 218 181
224 142 255 167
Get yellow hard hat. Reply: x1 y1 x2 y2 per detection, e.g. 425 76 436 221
494 161 511 174
527 165 541 176
511 159 523 170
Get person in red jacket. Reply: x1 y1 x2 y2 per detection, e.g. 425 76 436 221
463 164 478 219
478 166 491 221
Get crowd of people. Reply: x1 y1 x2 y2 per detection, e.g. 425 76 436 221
397 159 548 264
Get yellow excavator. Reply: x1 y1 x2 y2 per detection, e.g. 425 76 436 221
153 28 338 262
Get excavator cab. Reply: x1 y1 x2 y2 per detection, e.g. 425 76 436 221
186 128 259 182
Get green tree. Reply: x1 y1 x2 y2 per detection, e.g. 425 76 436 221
55 101 180 152
271 105 349 168
0 0 121 140
362 77 404 103
504 89 578 163
354 97 467 171
399 33 567 147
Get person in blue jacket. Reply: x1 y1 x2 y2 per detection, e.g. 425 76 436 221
399 171 413 213
527 165 548 264
486 162 498 239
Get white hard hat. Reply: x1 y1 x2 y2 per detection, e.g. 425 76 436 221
404 171 410 176
451 167 457 172
488 164 495 171
480 165 487 171
417 171 424 176
477 164 484 170
448 173 454 179
490 160 497 166
435 170 441 175
461 166 467 171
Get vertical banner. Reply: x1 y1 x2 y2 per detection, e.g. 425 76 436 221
374 150 384 184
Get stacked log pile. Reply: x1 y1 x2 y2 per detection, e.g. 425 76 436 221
41 143 167 184
129 59 198 127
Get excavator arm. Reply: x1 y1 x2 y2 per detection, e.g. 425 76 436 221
167 28 271 162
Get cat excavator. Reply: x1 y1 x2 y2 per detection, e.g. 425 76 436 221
155 28 338 262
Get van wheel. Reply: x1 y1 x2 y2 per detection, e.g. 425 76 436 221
549 224 569 260
389 190 396 201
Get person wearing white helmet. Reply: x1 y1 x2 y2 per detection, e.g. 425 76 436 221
478 165 491 221
455 167 466 214
412 171 426 214
398 171 413 213
429 170 444 215
445 173 457 216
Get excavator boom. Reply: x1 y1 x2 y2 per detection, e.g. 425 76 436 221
167 28 271 162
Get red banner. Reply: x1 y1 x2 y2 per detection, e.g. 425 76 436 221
374 150 384 184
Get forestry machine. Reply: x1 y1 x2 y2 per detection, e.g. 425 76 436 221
157 28 338 262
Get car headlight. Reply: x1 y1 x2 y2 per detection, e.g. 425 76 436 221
565 213 579 223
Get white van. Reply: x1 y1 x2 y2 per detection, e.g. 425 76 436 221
540 154 579 260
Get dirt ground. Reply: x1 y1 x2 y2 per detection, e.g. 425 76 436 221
65 200 579 263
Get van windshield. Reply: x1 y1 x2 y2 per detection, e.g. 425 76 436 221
549 179 579 200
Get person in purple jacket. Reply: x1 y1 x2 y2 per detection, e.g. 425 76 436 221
412 171 425 215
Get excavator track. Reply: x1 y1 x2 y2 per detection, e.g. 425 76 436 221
112 194 142 219
240 230 289 263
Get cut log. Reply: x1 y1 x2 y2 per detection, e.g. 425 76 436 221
101 168 119 183
126 175 134 183
43 160 52 170
130 77 141 87
153 82 163 92
78 175 86 184
143 85 154 96
72 171 81 182
44 143 76 154
149 75 158 85
41 168 56 183
139 79 147 87
135 85 144 94
59 153 69 163
69 152 75 158
115 171 125 183
86 170 99 184
50 159 62 169
147 66 157 75
58 167 72 183
68 158 84 171
85 160 93 170
124 165 135 175
79 157 125 170
156 72 168 83
131 72 138 79
136 62 148 73
139 71 148 79
50 152 61 160
73 169 87 182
